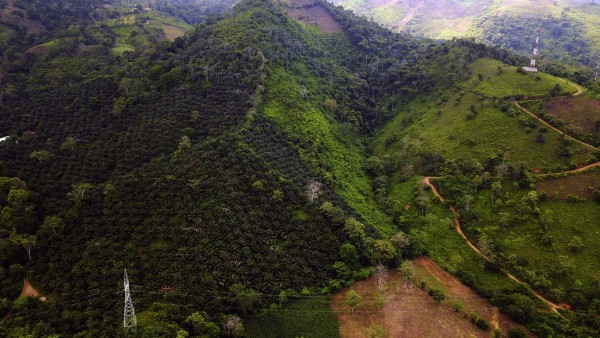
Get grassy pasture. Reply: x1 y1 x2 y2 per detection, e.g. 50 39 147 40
469 58 578 98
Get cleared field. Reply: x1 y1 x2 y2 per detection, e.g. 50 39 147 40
111 44 135 56
332 268 488 338
378 58 594 172
537 170 600 200
332 260 529 337
545 96 600 134
161 23 185 41
286 0 342 33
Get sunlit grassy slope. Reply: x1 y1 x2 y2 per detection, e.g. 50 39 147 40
377 58 594 171
264 67 396 236
469 58 578 98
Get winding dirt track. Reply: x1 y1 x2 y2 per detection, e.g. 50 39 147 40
421 81 600 316
423 177 565 315
514 82 599 152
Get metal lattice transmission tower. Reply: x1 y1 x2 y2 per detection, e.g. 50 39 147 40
123 269 137 334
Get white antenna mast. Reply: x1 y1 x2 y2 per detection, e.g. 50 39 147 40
524 28 541 72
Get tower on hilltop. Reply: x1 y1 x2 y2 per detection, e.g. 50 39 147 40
523 28 542 72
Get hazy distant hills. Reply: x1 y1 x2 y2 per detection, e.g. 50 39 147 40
330 0 600 68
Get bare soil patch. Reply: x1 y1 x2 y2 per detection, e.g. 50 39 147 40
0 0 44 34
162 24 185 41
285 0 342 33
24 44 46 56
537 170 600 200
546 97 600 134
20 277 42 299
332 260 529 337
414 257 532 336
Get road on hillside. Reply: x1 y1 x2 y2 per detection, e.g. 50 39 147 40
422 176 566 315
514 82 599 152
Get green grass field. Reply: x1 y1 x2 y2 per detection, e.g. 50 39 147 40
245 297 340 337
469 58 578 98
111 44 135 56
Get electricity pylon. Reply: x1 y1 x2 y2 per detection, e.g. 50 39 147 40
123 269 137 335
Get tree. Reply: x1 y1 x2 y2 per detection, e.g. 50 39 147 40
306 180 323 202
339 243 360 270
68 183 94 204
222 315 243 337
463 194 474 212
185 312 220 337
229 284 260 315
491 181 502 205
178 136 191 153
345 290 362 312
343 217 365 242
60 137 77 151
567 235 584 252
371 239 397 264
118 77 135 97
375 264 386 291
29 150 54 162
415 195 430 216
9 230 37 260
42 216 64 234
398 261 415 280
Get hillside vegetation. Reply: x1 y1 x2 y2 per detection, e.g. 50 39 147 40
0 0 599 337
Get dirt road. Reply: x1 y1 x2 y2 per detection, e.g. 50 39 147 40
422 177 566 315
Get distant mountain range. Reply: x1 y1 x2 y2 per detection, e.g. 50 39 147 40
330 0 600 68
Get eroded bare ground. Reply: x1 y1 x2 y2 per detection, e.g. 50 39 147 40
283 0 342 33
332 259 531 338
414 257 532 336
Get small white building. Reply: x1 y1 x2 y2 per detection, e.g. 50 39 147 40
0 136 10 142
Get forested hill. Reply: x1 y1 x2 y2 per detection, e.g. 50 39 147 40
0 0 435 335
0 0 599 336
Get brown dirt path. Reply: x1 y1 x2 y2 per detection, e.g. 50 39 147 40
514 81 598 152
422 177 566 315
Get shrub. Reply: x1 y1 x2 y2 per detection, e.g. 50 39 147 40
470 312 490 330
428 288 445 303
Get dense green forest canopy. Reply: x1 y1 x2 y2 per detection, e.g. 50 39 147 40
0 0 599 336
